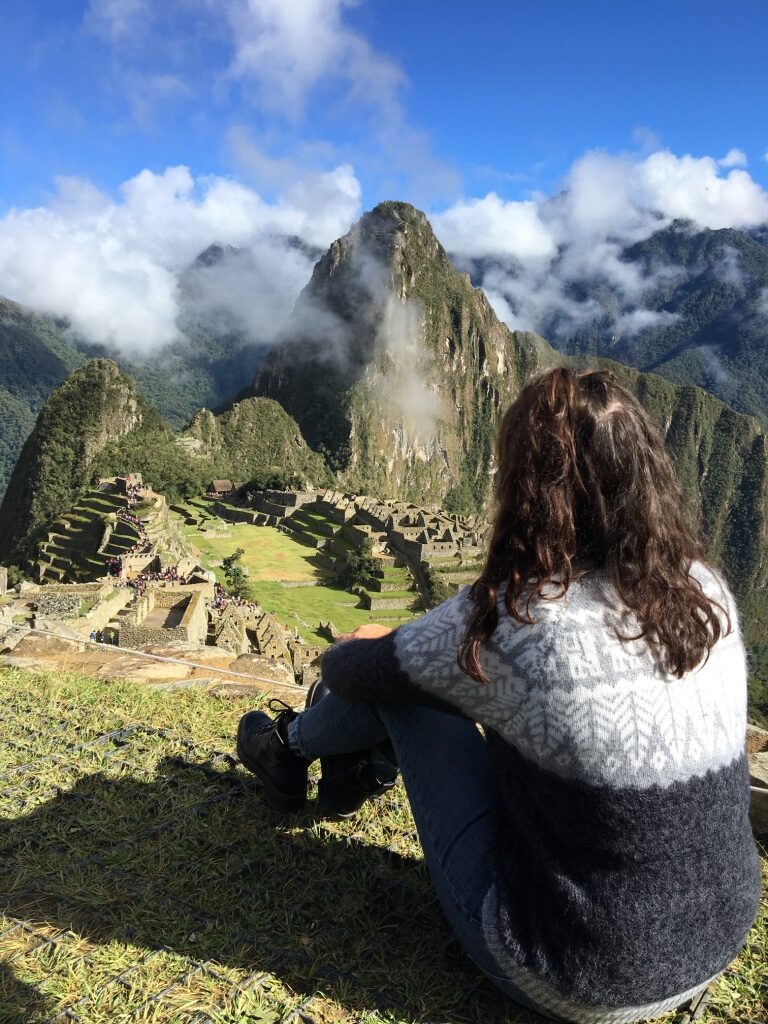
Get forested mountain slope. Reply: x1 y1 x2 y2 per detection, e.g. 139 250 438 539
0 297 88 495
0 361 328 565
538 222 768 426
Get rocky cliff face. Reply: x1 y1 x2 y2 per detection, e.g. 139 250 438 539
0 360 151 562
254 201 553 507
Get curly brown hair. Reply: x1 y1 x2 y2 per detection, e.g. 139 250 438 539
458 366 730 682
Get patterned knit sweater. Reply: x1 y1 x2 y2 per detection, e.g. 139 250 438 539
319 563 761 1023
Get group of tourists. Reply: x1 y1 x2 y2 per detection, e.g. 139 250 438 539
88 629 117 645
117 509 144 529
117 510 152 555
124 481 145 505
123 566 189 599
136 565 187 585
212 582 260 614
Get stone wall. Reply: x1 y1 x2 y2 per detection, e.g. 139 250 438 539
24 582 106 598
98 522 114 553
122 553 158 577
212 502 260 525
263 489 317 508
315 499 354 525
84 588 134 633
389 536 458 563
364 594 419 611
34 587 133 640
0 567 7 596
36 594 82 618
341 523 381 548
119 590 207 648
214 614 248 655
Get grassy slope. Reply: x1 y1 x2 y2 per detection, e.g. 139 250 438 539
177 512 418 642
0 668 765 1024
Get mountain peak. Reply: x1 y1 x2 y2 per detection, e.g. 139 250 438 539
254 204 549 504
364 200 430 229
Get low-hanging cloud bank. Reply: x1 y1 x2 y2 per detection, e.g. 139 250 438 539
432 148 768 338
2 147 768 359
0 163 361 354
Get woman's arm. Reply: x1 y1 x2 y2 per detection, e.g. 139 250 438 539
320 589 474 717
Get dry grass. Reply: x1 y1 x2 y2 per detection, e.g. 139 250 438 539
0 667 765 1024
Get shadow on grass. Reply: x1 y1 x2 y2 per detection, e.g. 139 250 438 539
0 756 534 1023
0 961 53 1022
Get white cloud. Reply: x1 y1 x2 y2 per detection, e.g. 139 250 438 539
221 0 404 121
84 0 153 41
219 0 458 200
617 309 680 337
635 151 768 228
0 164 361 353
433 193 555 262
712 245 743 288
5 143 768 368
376 297 443 442
632 126 662 152
696 344 730 385
718 148 748 168
82 0 456 203
435 148 768 339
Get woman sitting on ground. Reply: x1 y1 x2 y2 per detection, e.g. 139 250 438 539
237 367 760 1023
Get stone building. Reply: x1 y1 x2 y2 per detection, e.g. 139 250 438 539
118 589 207 647
208 479 235 497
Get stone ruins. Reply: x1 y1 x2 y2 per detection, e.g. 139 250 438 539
3 479 490 689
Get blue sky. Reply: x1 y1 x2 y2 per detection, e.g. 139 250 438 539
2 0 767 210
1 1 767 354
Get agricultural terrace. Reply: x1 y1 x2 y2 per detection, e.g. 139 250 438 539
172 508 420 643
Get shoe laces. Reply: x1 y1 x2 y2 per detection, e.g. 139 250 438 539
267 698 298 746
268 698 296 716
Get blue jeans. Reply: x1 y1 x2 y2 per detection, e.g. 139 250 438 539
290 693 562 1019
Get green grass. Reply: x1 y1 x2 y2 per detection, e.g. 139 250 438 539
175 517 419 642
0 668 765 1024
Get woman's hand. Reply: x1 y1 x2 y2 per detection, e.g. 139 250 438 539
336 623 393 644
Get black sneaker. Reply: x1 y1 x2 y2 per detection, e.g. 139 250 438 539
305 680 399 818
236 699 310 812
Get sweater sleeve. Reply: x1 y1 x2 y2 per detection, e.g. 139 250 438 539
320 587 474 716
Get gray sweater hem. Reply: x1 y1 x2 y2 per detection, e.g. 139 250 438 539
482 888 716 1024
